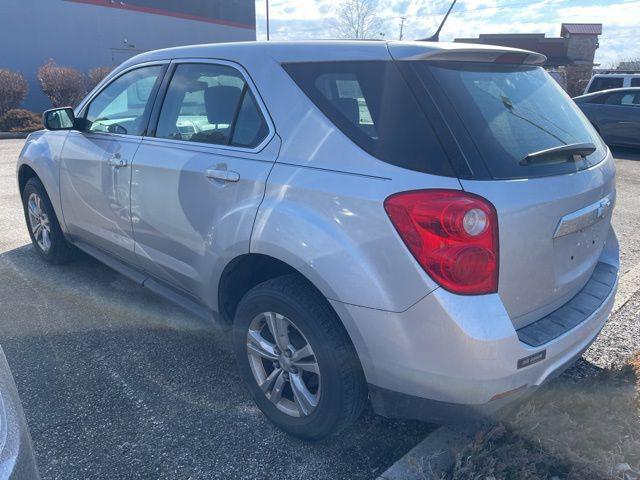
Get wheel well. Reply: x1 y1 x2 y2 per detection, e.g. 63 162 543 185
18 165 38 194
218 254 322 325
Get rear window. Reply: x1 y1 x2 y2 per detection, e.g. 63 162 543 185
410 61 606 180
587 76 624 93
283 61 454 176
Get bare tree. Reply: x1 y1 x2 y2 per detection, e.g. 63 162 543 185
334 0 383 39
603 57 640 70
38 60 86 108
0 69 28 117
87 66 114 91
615 57 640 70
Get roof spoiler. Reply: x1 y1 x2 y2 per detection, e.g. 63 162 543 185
388 43 547 66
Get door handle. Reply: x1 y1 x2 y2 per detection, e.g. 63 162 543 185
205 169 240 183
107 153 128 168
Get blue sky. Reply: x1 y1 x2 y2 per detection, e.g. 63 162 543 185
254 0 640 66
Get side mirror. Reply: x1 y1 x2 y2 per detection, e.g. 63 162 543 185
42 107 76 130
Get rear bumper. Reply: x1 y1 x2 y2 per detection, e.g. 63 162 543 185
329 228 619 422
367 332 595 423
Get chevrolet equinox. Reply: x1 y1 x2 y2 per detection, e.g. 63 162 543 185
17 41 619 440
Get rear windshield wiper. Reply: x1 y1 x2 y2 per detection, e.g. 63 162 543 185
520 142 597 166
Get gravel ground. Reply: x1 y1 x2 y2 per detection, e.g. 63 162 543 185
609 147 640 275
583 288 640 371
0 139 433 480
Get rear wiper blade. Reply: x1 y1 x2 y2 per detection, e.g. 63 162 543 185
520 142 597 165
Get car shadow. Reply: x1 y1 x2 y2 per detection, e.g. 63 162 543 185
0 244 434 480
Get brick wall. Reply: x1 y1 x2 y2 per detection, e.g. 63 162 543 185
565 34 599 96
565 64 593 97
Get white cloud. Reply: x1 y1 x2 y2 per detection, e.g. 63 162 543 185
254 0 640 64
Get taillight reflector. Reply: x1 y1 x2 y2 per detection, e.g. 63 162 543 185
384 190 499 295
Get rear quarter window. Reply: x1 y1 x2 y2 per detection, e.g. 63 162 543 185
282 61 455 177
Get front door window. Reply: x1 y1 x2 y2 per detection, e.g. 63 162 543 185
85 66 163 136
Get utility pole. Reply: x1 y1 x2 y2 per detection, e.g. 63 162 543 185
266 0 270 41
399 16 407 41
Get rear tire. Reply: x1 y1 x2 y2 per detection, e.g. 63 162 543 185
233 274 367 440
22 177 76 264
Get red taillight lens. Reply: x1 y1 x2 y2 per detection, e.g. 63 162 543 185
384 190 499 295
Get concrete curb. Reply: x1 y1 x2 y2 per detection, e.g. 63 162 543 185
377 423 484 480
0 132 30 140
378 263 640 480
613 262 640 314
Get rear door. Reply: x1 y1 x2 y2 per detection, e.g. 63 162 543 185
130 60 277 304
598 91 640 146
60 63 166 262
401 58 615 328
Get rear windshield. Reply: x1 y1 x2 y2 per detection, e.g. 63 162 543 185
588 76 624 93
411 61 607 179
282 61 455 177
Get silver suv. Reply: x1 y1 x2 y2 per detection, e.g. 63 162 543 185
17 41 619 440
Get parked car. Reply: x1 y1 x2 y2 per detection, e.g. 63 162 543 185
584 72 640 94
574 87 640 148
0 346 39 479
17 41 619 440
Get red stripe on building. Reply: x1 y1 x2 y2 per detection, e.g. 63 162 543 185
64 0 256 30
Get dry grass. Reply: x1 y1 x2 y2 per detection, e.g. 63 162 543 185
448 355 640 480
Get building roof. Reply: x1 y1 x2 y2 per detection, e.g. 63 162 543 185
561 23 603 36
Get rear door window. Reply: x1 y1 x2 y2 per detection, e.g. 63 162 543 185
631 78 640 87
599 91 640 106
587 77 624 93
283 61 454 176
409 61 607 180
155 63 269 148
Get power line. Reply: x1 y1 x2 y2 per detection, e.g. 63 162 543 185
409 0 559 20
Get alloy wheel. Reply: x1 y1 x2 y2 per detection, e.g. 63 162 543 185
246 312 321 417
27 193 52 253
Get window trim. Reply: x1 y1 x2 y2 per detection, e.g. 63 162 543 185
75 61 170 140
145 58 275 154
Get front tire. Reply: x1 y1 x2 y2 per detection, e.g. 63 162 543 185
22 177 75 264
233 274 366 440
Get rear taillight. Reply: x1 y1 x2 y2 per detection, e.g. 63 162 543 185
384 190 499 295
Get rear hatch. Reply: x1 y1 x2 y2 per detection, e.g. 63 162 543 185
392 46 615 328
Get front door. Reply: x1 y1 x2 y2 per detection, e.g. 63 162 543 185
59 64 165 262
130 61 277 305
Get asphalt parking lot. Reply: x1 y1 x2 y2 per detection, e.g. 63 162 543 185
0 139 433 480
1 139 639 480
